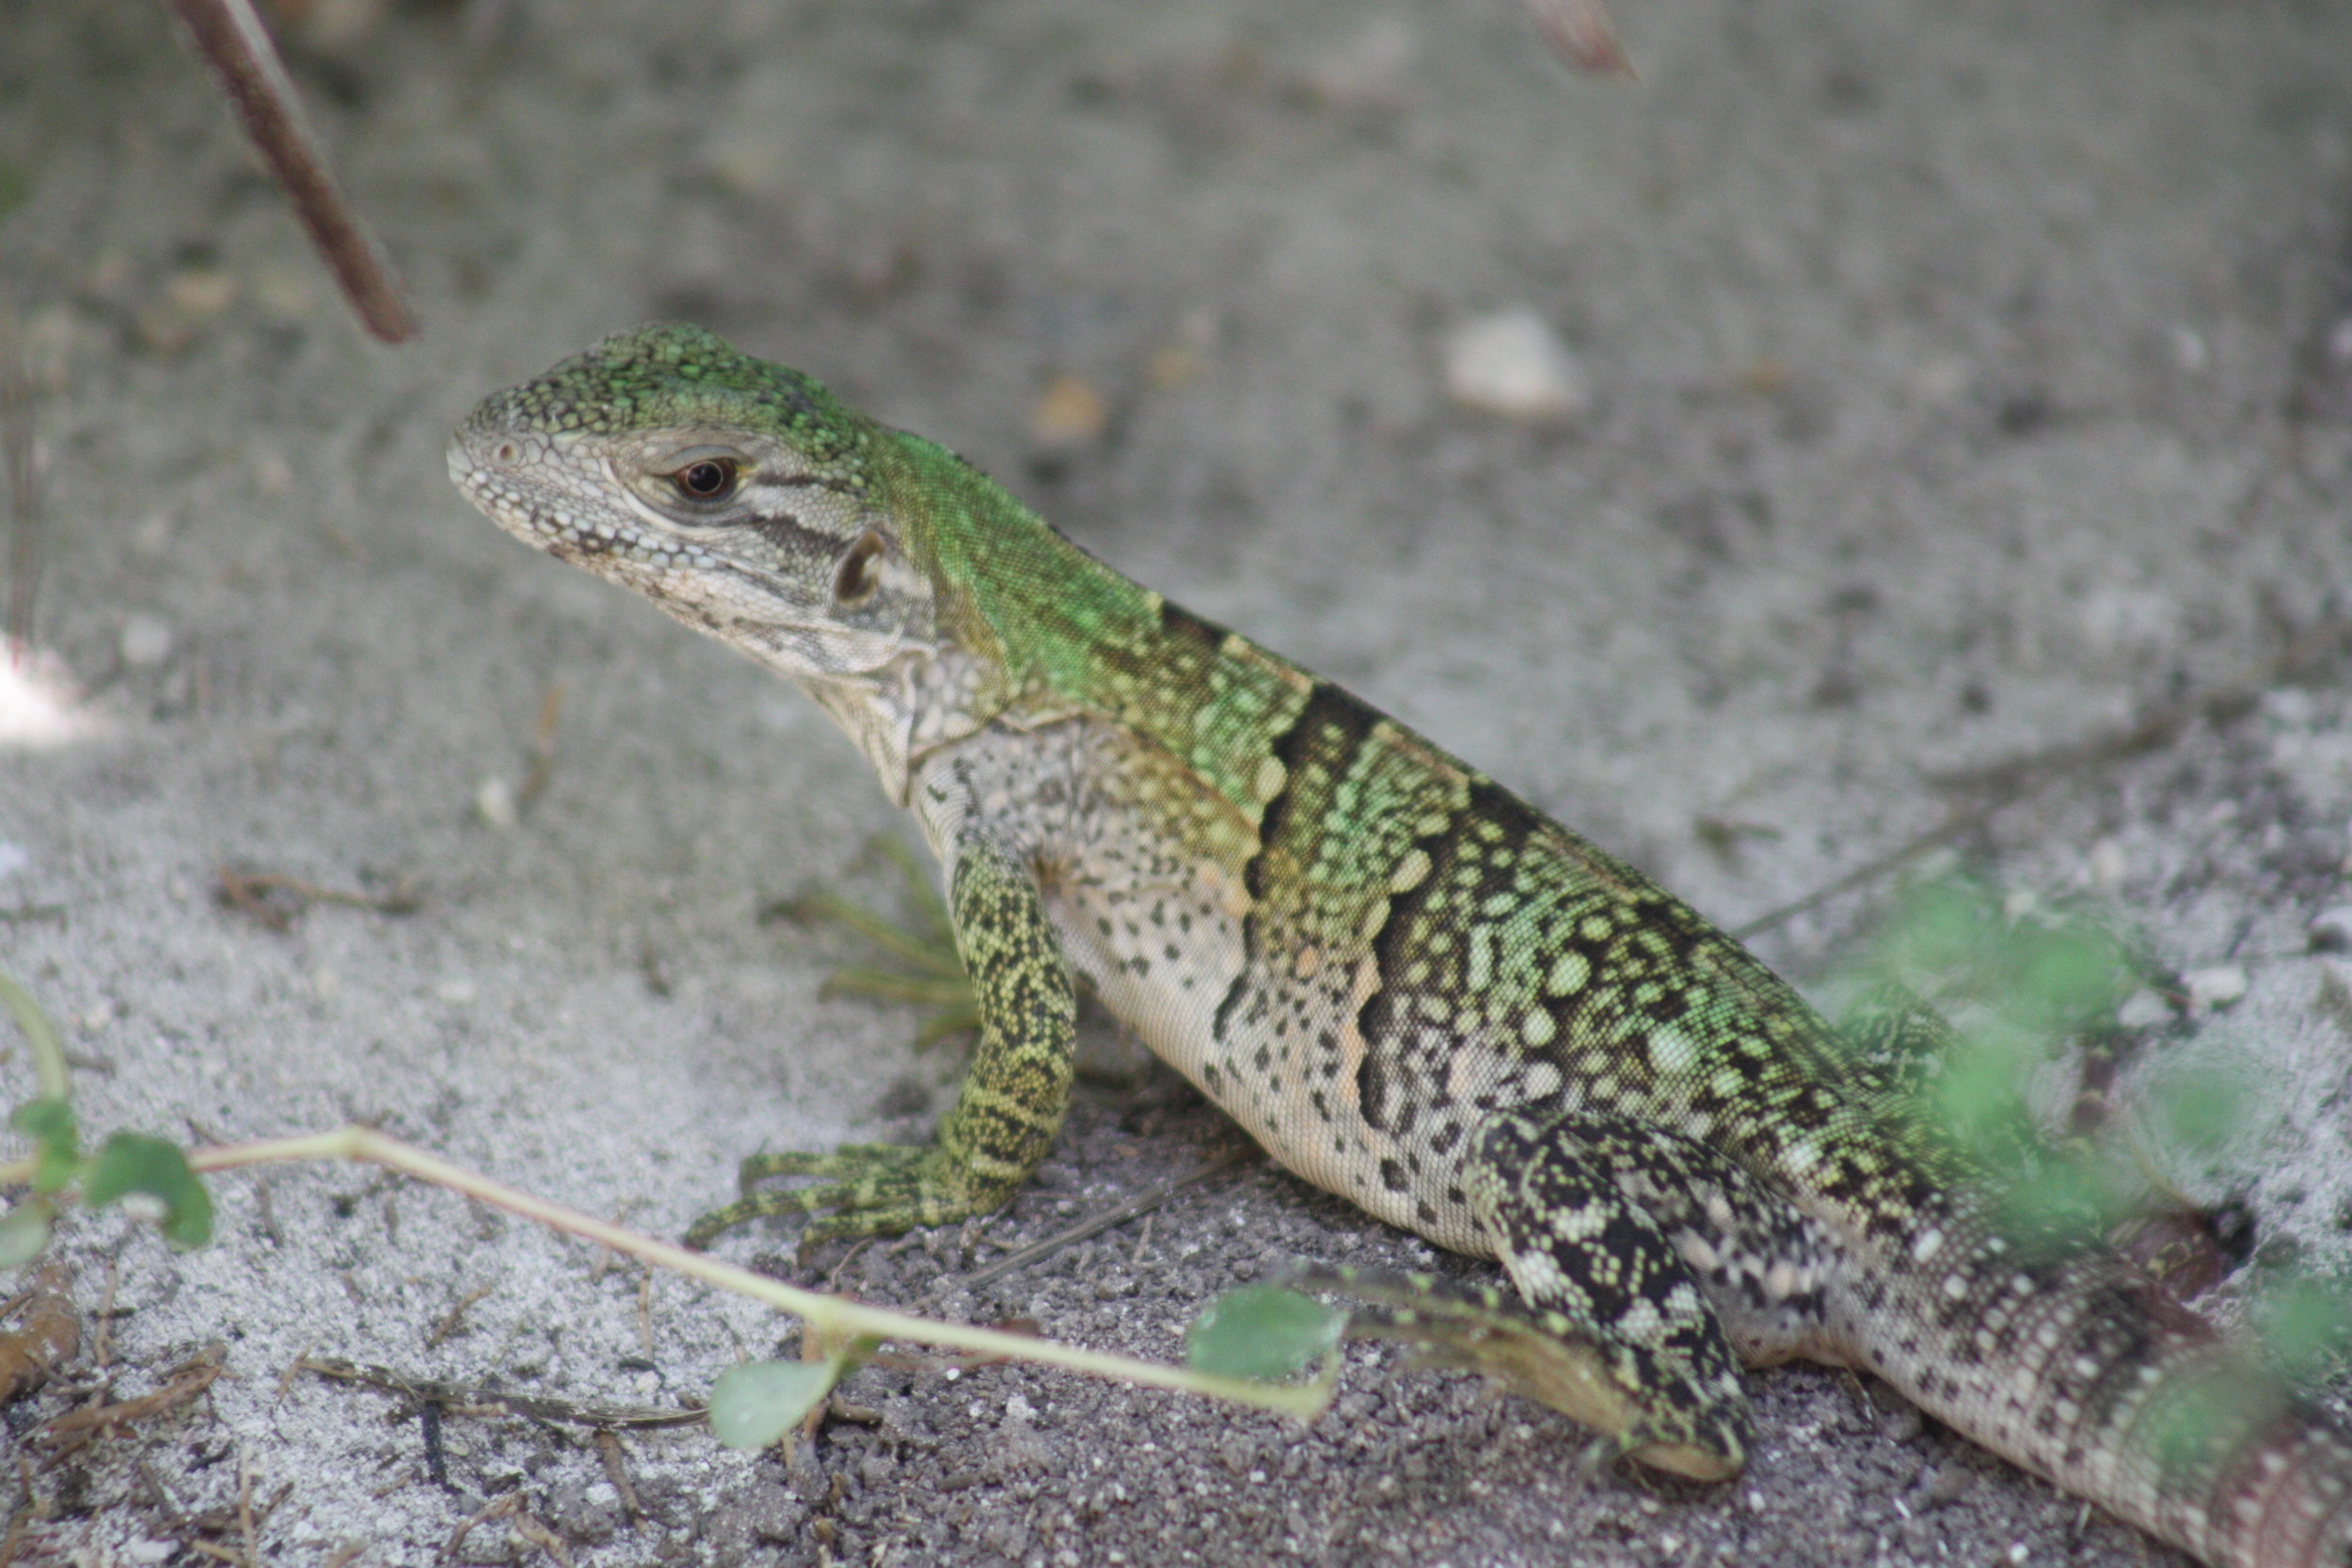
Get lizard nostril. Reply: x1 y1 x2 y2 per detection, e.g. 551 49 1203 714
494 441 520 464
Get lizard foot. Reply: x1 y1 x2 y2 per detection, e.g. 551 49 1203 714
684 1141 1015 1251
1286 1264 1749 1482
767 836 978 1051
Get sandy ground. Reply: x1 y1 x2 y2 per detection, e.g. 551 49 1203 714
5 1 2352 1563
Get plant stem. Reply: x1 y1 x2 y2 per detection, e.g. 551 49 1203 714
182 1126 1330 1419
0 972 70 1101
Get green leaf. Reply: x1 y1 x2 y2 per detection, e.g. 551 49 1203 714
11 1098 80 1194
1992 1156 2111 1239
2015 927 2124 1022
82 1132 214 1248
1185 1285 1346 1383
1930 1031 2035 1168
2260 1278 2352 1379
0 1196 54 1268
707 1358 841 1450
2148 1064 2247 1155
1895 881 1988 974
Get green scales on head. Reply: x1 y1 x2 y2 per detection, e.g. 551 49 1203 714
452 325 2352 1568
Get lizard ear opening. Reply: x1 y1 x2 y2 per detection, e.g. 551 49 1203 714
833 530 887 607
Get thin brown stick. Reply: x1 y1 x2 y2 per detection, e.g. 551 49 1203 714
1731 617 2352 942
516 682 565 810
214 867 422 932
234 1449 258 1568
0 306 38 659
424 1284 495 1351
91 1262 119 1371
594 1429 644 1519
161 0 419 343
441 1491 520 1566
963 1147 1250 1290
299 1355 706 1430
41 1345 224 1440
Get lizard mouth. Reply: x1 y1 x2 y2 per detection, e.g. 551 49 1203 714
446 424 588 556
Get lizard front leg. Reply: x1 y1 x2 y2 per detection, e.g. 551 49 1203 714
685 833 1076 1249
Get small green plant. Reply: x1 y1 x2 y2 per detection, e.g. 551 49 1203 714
1841 877 2148 1237
0 974 213 1266
2 967 1330 1457
1838 876 2349 1459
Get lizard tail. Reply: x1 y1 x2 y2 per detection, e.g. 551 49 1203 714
1855 1223 2352 1568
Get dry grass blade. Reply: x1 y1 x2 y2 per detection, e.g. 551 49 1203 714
0 1264 79 1408
424 1283 495 1350
516 681 566 809
962 1146 1250 1289
442 1490 575 1567
298 1355 706 1430
441 1491 521 1565
593 1429 644 1519
160 0 419 343
1731 616 2352 942
214 866 422 931
43 1343 225 1441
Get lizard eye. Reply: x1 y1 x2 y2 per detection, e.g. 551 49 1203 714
669 457 740 502
833 531 886 607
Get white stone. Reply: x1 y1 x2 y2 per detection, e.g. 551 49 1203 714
2184 965 2248 1011
2115 989 2171 1028
2262 687 2318 726
119 612 173 667
1442 309 1591 421
0 651 100 747
475 774 519 829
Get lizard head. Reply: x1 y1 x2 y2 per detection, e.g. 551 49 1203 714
448 322 940 685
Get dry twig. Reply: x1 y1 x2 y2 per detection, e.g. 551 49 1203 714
298 1355 705 1430
43 1343 225 1444
162 0 419 342
425 1284 496 1351
214 866 422 932
1732 617 2352 942
516 681 566 809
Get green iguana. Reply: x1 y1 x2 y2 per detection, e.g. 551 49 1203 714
449 323 2352 1568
